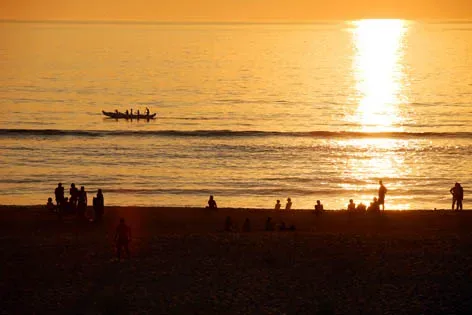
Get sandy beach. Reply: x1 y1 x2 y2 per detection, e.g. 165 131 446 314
1 206 472 314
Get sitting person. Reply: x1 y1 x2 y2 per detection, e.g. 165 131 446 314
279 221 287 231
314 200 324 215
356 202 367 212
46 197 55 212
224 216 233 232
285 198 292 210
207 195 217 209
274 200 281 210
265 217 275 231
367 197 380 212
242 218 251 232
347 199 356 211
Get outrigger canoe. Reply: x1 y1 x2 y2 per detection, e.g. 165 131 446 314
102 110 157 119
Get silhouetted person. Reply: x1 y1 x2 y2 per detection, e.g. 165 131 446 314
146 107 150 117
265 217 274 231
46 197 55 212
274 200 281 210
130 108 133 117
207 195 217 209
55 183 64 206
137 109 140 118
368 197 380 212
450 182 464 211
378 180 387 211
242 218 251 232
314 200 324 215
77 186 87 219
93 189 104 221
279 221 287 231
356 202 367 212
61 197 72 217
224 216 233 232
69 183 78 209
125 109 129 117
347 199 356 211
285 198 292 210
115 218 131 260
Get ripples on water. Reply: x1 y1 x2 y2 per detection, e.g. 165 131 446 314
0 21 471 209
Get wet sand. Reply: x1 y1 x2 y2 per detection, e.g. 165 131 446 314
1 206 472 314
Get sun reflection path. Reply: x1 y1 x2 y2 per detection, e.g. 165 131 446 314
350 19 409 132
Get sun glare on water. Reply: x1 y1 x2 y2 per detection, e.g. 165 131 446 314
350 19 409 132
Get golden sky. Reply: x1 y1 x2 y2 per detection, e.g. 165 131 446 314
1 0 472 21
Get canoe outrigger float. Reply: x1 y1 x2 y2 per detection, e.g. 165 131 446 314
102 110 157 119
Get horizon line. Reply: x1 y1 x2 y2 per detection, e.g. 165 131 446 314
2 18 472 25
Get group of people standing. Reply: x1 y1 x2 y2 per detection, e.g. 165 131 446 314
49 183 105 221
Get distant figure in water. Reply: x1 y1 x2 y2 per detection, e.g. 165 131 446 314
115 218 131 260
265 217 275 231
378 180 387 211
224 216 233 231
69 183 78 210
55 183 64 206
77 186 87 219
146 107 150 117
347 199 356 211
207 195 217 209
125 109 129 116
130 108 133 116
314 200 324 216
275 200 281 210
285 197 292 210
46 197 55 212
242 218 251 232
450 182 464 211
368 197 380 212
93 189 104 221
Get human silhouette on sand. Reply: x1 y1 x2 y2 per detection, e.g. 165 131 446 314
450 182 464 211
378 180 387 211
115 218 131 260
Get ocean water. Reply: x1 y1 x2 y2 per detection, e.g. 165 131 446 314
0 20 471 209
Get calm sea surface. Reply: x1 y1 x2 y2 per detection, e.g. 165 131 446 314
0 20 471 209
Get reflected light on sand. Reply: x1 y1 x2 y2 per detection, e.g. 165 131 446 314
350 19 408 132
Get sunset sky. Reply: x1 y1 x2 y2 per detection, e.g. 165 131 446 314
1 0 472 21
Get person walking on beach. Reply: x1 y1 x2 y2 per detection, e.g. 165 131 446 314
275 200 281 210
55 183 64 206
285 198 292 210
378 180 387 211
450 182 464 211
115 218 131 260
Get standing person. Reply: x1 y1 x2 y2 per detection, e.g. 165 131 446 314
457 183 464 211
145 107 150 117
115 218 131 260
69 183 79 210
378 180 387 211
93 189 105 221
285 197 292 210
55 183 64 207
450 182 464 211
77 186 87 219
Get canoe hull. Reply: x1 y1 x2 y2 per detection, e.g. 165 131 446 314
102 110 157 119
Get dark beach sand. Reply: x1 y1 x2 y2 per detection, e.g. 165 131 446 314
1 206 472 314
